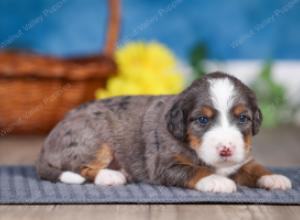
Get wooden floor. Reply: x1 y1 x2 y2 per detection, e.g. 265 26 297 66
0 205 299 220
0 126 299 220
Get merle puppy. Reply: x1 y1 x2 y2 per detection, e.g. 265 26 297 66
36 72 292 193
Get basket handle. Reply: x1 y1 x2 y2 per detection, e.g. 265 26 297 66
104 0 120 56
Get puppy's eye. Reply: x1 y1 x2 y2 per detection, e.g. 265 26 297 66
239 114 249 124
196 116 209 125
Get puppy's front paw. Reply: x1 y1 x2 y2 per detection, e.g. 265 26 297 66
195 174 237 193
257 174 292 190
94 169 126 186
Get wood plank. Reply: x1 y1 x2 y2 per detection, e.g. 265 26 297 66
0 205 300 220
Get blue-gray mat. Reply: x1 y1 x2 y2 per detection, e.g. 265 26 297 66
0 166 299 204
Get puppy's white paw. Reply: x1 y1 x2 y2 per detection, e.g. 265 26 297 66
195 174 237 193
94 169 126 186
59 171 86 184
257 174 292 190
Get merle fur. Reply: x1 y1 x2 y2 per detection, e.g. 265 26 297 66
36 72 262 187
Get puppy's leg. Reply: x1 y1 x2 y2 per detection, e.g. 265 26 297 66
160 164 237 193
193 174 237 193
158 155 236 193
80 144 127 186
232 160 292 190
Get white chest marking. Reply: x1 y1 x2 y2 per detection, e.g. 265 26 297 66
215 164 243 176
215 157 253 176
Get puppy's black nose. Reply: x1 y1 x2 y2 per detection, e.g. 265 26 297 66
219 147 232 157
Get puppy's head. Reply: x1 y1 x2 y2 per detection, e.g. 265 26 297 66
166 72 262 168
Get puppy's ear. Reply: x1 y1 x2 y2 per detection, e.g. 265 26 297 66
165 94 194 141
247 89 263 136
252 107 263 136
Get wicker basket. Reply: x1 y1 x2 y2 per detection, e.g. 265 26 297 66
0 0 120 135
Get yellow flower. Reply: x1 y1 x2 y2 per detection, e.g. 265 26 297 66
96 41 184 99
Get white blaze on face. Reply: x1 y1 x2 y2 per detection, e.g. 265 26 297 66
198 78 245 171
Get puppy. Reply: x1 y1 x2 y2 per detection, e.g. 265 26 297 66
36 72 292 193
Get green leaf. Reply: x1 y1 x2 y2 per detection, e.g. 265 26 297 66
189 42 207 79
261 61 273 82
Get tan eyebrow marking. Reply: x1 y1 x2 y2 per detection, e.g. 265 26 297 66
232 104 247 117
200 106 215 118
